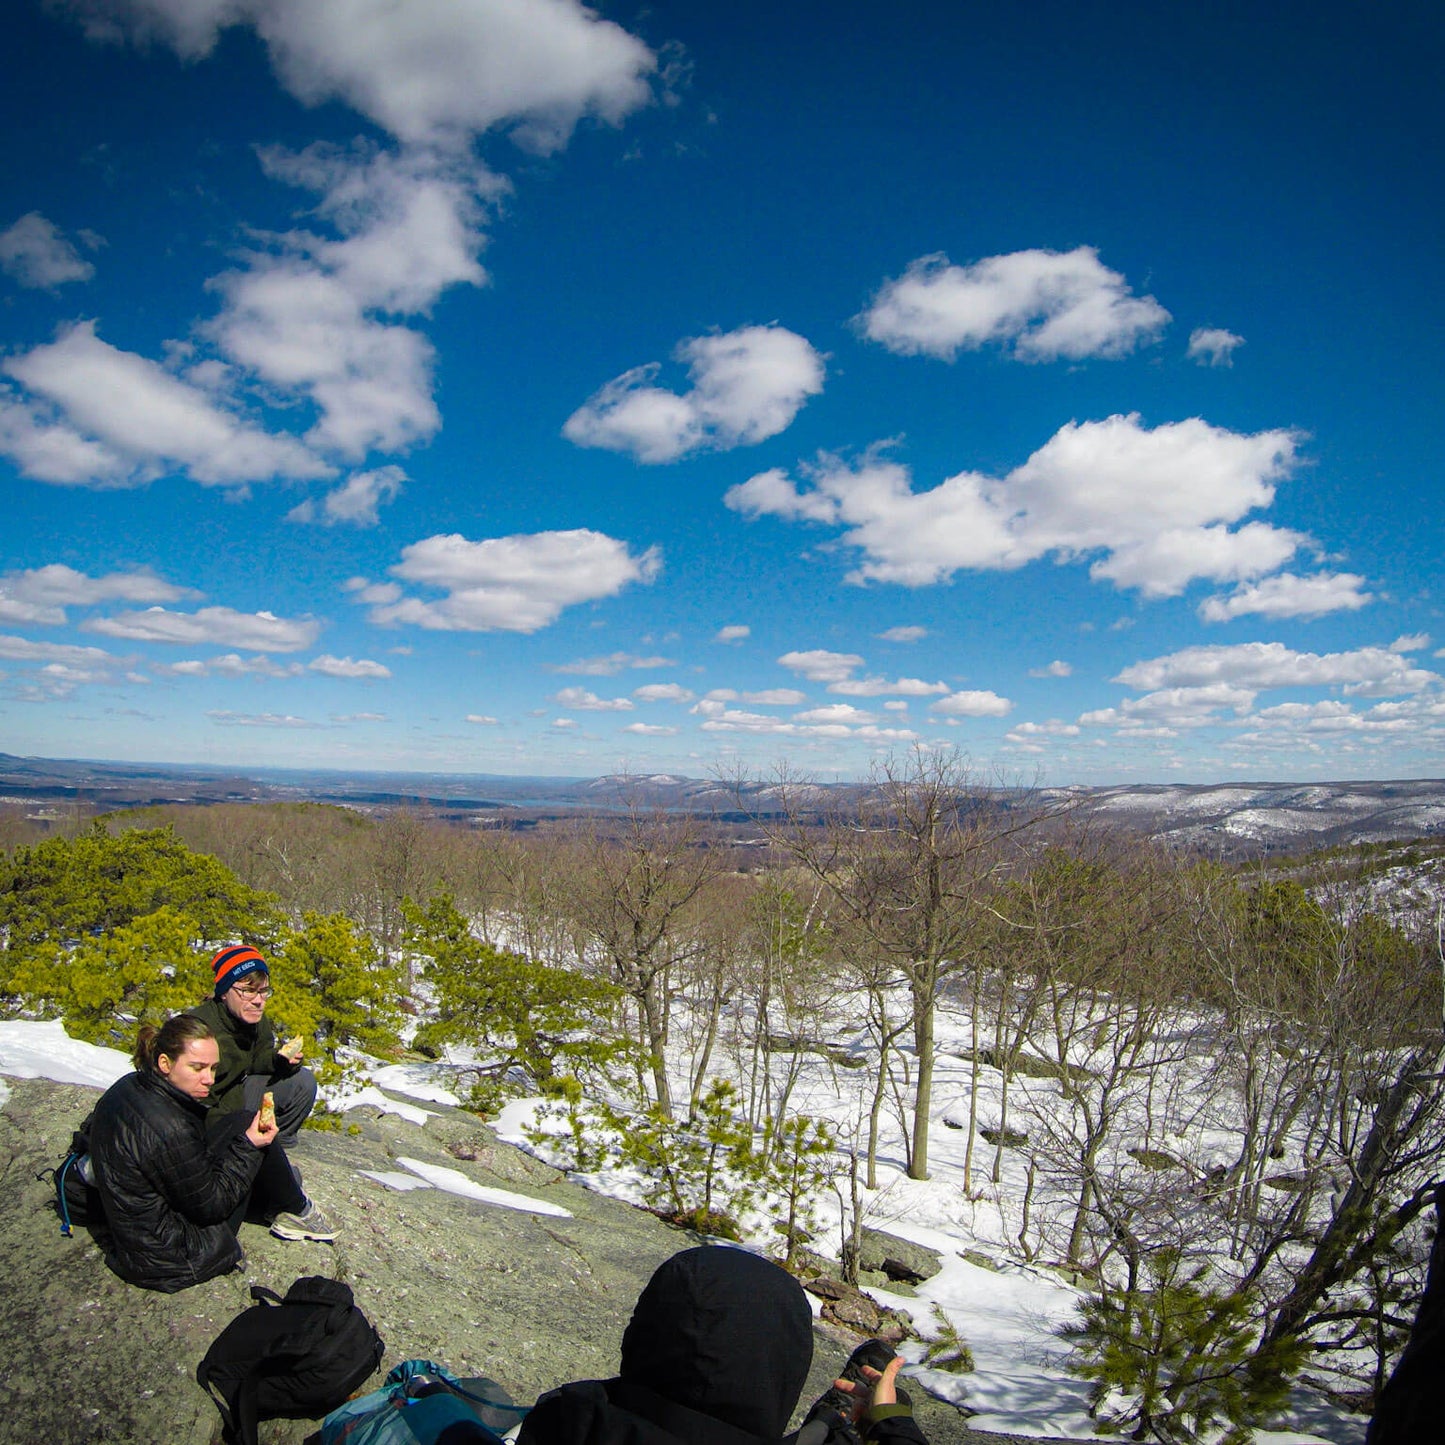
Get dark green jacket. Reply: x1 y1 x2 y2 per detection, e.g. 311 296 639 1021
187 996 299 1118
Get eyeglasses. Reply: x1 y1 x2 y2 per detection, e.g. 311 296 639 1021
234 985 273 1000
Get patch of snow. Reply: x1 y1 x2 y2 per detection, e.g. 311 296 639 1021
0 1018 130 1088
394 1156 572 1217
370 1063 461 1106
359 1169 432 1192
331 1084 436 1126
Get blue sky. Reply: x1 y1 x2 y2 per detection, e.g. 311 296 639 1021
1 0 1441 784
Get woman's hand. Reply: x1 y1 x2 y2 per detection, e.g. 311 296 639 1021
830 1356 904 1421
244 1108 278 1148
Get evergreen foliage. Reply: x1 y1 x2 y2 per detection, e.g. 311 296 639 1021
403 893 623 1088
1059 1250 1302 1444
268 910 406 1083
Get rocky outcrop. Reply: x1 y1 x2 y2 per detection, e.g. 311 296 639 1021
0 1078 1013 1445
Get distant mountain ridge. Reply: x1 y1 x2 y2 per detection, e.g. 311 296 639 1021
3 752 1443 857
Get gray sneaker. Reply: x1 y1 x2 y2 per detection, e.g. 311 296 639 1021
269 1199 338 1242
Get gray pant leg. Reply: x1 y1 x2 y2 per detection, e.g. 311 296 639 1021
241 1066 318 1149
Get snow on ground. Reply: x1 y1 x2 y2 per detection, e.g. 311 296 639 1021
328 1083 437 1125
0 1018 130 1088
390 1156 572 1217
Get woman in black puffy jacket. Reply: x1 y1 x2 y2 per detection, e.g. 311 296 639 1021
88 1013 292 1292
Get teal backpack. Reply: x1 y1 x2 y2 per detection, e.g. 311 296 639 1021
323 1359 529 1445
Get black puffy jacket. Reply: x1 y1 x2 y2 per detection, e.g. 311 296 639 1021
88 1067 262 1293
519 1247 928 1445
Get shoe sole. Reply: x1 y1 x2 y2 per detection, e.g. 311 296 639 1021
270 1224 337 1242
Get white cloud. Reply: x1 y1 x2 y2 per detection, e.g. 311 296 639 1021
309 654 391 679
85 605 322 651
1392 633 1431 653
738 689 806 705
930 690 1013 717
59 0 656 153
1114 640 1440 698
1187 327 1245 367
207 146 499 460
465 714 499 725
208 710 322 728
1028 660 1072 678
633 683 694 703
3 322 330 488
552 686 634 711
690 696 915 742
365 529 660 634
1007 719 1080 739
829 675 949 698
622 722 678 736
0 564 192 626
777 649 865 684
728 415 1303 597
0 212 96 288
793 703 877 725
878 625 926 642
1199 571 1372 622
288 465 405 527
859 247 1169 362
0 634 118 666
563 325 824 462
333 711 386 722
715 624 750 644
550 651 673 675
1081 684 1258 731
153 653 304 679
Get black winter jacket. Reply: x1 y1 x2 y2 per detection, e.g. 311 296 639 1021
88 1067 262 1293
519 1247 928 1445
188 996 299 1118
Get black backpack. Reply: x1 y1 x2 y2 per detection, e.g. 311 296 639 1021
36 1110 104 1236
198 1276 385 1445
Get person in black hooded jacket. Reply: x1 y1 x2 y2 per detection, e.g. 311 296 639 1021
518 1246 927 1445
88 1013 297 1293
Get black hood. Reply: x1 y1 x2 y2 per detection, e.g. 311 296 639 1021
619 1247 813 1438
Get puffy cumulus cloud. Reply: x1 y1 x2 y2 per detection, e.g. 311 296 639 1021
288 465 404 527
208 710 323 728
0 563 193 626
777 649 865 684
563 325 824 463
623 722 678 736
1007 719 1080 739
1187 327 1245 367
1114 640 1440 698
737 688 806 705
85 605 322 651
0 634 119 666
207 145 502 460
633 683 694 703
690 696 916 742
2 323 331 488
364 529 660 634
549 651 673 675
1080 683 1259 732
727 415 1303 598
152 653 304 679
829 675 949 697
58 0 656 153
878 625 926 642
0 212 97 288
552 686 634 711
859 247 1169 362
930 690 1013 717
1198 571 1373 622
465 713 499 725
1028 660 1072 678
715 624 750 644
309 654 391 678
